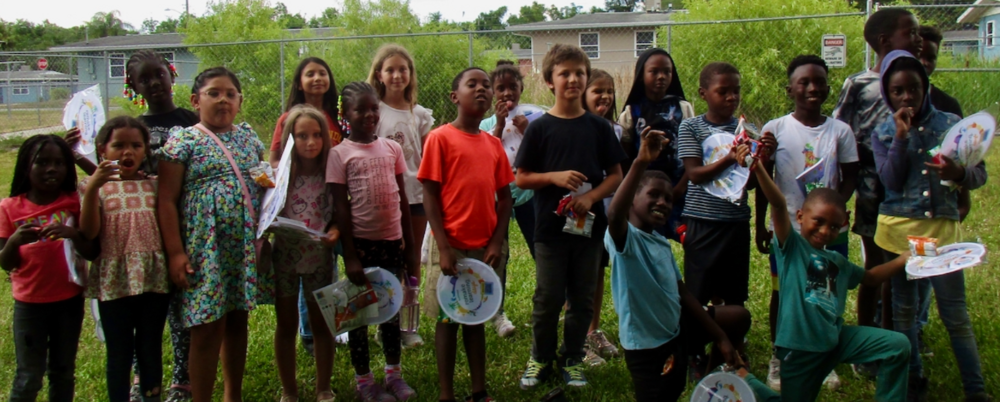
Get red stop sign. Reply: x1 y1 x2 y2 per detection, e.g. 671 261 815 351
37 58 48 70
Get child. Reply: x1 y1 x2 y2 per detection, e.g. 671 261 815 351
269 57 344 165
756 55 859 391
368 46 434 348
157 67 269 402
872 50 992 402
272 105 338 402
79 116 171 402
618 48 694 241
0 135 97 401
514 44 626 389
751 149 911 402
580 68 622 367
327 81 419 402
419 67 514 402
606 126 749 401
832 8 923 334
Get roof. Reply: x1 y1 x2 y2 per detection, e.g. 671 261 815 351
49 27 341 52
957 0 1000 24
943 30 980 42
507 12 673 32
2 70 76 82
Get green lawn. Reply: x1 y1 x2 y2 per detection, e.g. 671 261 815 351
0 142 997 401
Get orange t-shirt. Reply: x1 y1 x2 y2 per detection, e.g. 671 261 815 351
0 193 83 303
270 110 343 152
418 124 514 250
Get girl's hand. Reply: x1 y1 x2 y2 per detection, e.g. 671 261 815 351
733 143 751 167
11 223 41 246
64 128 82 149
483 239 504 270
512 114 529 134
90 160 121 189
38 223 77 242
925 155 966 182
438 245 459 276
345 257 366 286
893 107 914 139
495 99 511 122
169 252 194 289
637 127 668 164
760 131 777 157
551 170 587 191
322 225 340 247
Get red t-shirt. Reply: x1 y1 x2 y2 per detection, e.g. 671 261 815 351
0 192 83 303
270 110 343 152
418 124 515 249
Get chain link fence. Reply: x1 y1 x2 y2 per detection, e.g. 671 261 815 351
1 3 997 142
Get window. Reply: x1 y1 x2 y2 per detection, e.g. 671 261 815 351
13 87 29 95
109 52 126 78
635 31 656 57
580 32 600 59
159 52 175 64
988 21 995 48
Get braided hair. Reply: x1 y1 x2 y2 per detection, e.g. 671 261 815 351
338 81 378 137
123 50 178 108
10 135 78 198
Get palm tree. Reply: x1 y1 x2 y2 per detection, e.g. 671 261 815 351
88 11 135 38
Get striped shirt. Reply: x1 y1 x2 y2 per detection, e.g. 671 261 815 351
677 115 751 222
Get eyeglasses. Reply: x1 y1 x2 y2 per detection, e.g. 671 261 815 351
199 90 241 100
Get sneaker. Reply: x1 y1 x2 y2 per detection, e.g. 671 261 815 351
582 347 606 367
384 376 416 401
852 362 879 381
823 370 841 391
561 359 588 387
129 382 142 402
164 387 192 402
766 356 781 391
400 332 424 349
356 382 396 402
302 336 315 355
519 359 553 390
493 313 516 338
586 330 619 359
918 329 933 357
335 332 349 345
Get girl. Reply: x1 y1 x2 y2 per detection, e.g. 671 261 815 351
80 116 171 402
580 68 623 367
272 105 338 402
157 67 269 402
618 48 693 242
327 82 420 402
269 57 344 166
1 135 97 402
872 51 991 402
367 46 433 349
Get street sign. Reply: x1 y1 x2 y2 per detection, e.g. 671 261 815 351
37 58 48 70
822 35 846 68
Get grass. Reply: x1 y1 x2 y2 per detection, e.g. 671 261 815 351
0 145 998 401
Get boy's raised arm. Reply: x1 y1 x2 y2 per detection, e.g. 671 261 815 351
750 156 791 245
608 128 666 250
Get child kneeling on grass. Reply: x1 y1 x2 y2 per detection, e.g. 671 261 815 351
605 127 750 402
751 153 911 402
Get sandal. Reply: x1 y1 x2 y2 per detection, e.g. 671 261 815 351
316 391 336 402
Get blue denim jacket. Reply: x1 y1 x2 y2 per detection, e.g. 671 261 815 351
872 106 987 220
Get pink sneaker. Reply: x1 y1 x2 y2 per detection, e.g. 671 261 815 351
384 376 416 401
356 382 395 402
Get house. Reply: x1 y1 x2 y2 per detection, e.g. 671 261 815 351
506 11 675 73
957 0 1000 59
0 69 77 105
942 30 980 56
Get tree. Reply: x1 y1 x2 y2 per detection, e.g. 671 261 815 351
508 2 548 25
546 3 583 20
141 18 158 34
87 11 135 38
154 18 181 33
605 0 637 12
274 2 307 29
308 7 341 28
473 6 508 31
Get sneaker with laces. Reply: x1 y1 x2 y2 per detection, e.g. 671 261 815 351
582 347 606 367
586 330 619 359
766 356 781 391
356 382 396 402
519 359 553 390
400 332 424 349
493 313 516 338
823 370 841 391
384 376 416 401
561 359 588 387
164 387 192 402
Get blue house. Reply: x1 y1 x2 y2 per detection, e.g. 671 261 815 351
957 0 1000 60
0 70 77 105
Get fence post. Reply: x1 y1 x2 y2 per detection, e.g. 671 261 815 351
280 42 286 112
103 51 110 115
468 32 474 68
864 0 873 71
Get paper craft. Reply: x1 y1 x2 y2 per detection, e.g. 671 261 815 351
62 85 105 163
313 276 379 336
701 133 750 204
690 371 756 402
62 217 86 286
365 268 403 325
484 103 547 164
437 258 503 325
266 217 327 243
905 242 987 279
938 112 996 187
257 135 295 239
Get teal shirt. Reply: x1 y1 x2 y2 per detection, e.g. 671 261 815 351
604 223 682 350
774 230 864 352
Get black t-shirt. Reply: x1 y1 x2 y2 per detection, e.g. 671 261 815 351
514 112 628 243
929 84 964 118
139 108 199 174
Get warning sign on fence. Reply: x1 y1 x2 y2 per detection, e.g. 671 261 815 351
822 34 847 68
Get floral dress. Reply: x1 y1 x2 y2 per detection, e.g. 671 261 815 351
157 122 270 327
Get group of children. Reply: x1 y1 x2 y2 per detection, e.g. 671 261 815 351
0 7 992 402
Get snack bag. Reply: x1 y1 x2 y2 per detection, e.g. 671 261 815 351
733 115 765 167
250 162 275 188
555 191 595 238
908 236 939 257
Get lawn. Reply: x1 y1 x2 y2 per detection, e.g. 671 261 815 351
0 137 997 401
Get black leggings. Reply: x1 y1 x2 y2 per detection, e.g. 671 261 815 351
99 292 170 401
349 238 405 375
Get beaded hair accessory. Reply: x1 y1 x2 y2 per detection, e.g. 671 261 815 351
337 95 351 137
123 60 179 109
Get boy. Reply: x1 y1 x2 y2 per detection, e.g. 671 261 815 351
419 66 515 402
514 44 627 389
756 55 859 391
751 154 911 402
605 125 750 401
832 8 922 334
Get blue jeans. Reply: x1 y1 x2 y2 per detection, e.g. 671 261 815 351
888 252 985 396
298 280 312 339
915 278 932 329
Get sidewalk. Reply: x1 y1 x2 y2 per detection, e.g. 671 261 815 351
0 125 64 140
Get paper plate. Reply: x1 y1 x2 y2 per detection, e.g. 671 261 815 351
497 104 548 163
62 85 105 156
940 112 996 167
364 267 403 325
701 133 750 203
905 242 987 278
436 258 503 325
691 372 756 402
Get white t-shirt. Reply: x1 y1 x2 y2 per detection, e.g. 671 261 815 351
764 114 859 231
375 102 435 205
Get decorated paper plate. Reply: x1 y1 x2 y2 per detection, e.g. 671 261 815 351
940 112 995 167
905 242 987 278
691 372 756 402
62 85 105 156
701 133 750 203
436 258 503 325
364 267 403 325
497 104 548 163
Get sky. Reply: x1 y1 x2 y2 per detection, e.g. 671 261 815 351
5 0 608 29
